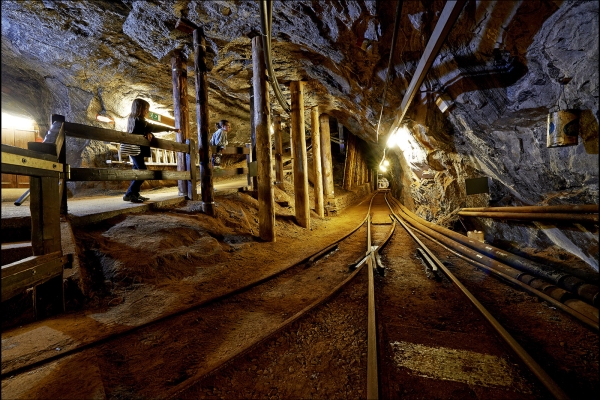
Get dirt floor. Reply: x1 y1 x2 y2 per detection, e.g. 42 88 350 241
1 183 598 399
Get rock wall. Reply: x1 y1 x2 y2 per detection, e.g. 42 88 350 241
388 1 598 270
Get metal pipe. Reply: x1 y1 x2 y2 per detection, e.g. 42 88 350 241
460 205 598 214
458 211 598 223
394 198 600 307
375 0 403 143
392 207 571 400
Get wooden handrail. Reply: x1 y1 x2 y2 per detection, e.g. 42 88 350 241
63 121 189 153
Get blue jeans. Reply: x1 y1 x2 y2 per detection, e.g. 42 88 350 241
125 154 147 196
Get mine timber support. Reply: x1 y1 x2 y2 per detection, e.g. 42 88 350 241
252 35 276 242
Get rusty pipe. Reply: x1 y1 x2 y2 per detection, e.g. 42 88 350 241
390 202 599 325
392 197 599 307
458 211 598 223
460 205 598 213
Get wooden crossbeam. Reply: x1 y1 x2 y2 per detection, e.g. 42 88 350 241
69 168 190 181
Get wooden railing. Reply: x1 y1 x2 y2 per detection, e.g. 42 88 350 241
1 130 71 313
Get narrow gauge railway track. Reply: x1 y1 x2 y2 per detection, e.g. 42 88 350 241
1 192 393 399
378 193 596 399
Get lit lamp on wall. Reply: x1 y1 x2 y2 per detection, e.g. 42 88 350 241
96 110 114 124
547 77 578 148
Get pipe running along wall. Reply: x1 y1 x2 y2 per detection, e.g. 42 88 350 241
387 196 599 312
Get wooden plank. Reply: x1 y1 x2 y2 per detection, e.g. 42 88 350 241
69 168 190 181
187 138 198 200
319 114 335 199
2 144 58 161
2 256 65 302
41 176 62 254
171 50 190 198
290 81 310 229
28 119 64 157
219 146 250 155
311 107 324 217
29 177 43 255
213 167 248 178
1 251 62 278
0 163 60 178
63 122 189 153
253 35 275 242
273 114 284 190
194 27 214 215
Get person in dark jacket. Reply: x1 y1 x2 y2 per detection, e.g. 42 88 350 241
122 98 179 203
210 119 231 168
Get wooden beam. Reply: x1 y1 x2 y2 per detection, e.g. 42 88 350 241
253 36 276 242
147 112 175 128
2 255 67 302
69 168 190 181
1 251 62 278
319 114 335 199
63 122 189 153
186 138 198 200
311 107 324 218
273 114 284 190
171 49 189 198
343 133 356 190
194 27 215 215
390 0 467 131
290 81 310 229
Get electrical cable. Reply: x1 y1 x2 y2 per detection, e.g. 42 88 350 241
259 0 291 113
376 0 403 143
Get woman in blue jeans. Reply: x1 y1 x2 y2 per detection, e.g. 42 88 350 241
122 98 179 203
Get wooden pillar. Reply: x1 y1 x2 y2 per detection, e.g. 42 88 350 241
252 36 276 242
273 114 284 190
338 122 345 153
193 27 214 215
249 84 258 190
311 107 324 217
171 50 190 199
319 114 335 199
290 81 310 229
343 133 356 190
29 176 61 255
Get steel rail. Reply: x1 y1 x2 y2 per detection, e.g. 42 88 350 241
410 226 598 331
385 195 570 400
167 192 392 398
1 200 374 378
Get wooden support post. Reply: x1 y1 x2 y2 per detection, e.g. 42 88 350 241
249 84 258 190
273 114 284 190
311 107 324 218
186 138 198 200
246 143 253 189
343 133 356 190
319 114 335 199
290 81 310 229
338 122 345 152
29 177 61 255
193 27 215 215
252 36 276 242
171 50 190 198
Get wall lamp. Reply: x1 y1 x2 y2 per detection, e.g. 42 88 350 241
96 112 114 124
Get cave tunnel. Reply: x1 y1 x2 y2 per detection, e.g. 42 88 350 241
1 1 598 398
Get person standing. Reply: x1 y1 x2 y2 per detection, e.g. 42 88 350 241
121 98 179 202
210 119 231 168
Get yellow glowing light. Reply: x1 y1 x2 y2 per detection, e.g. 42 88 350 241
96 114 114 123
383 159 390 167
386 133 397 148
379 164 387 172
2 113 36 130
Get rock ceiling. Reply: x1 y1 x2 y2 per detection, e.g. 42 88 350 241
2 1 599 267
